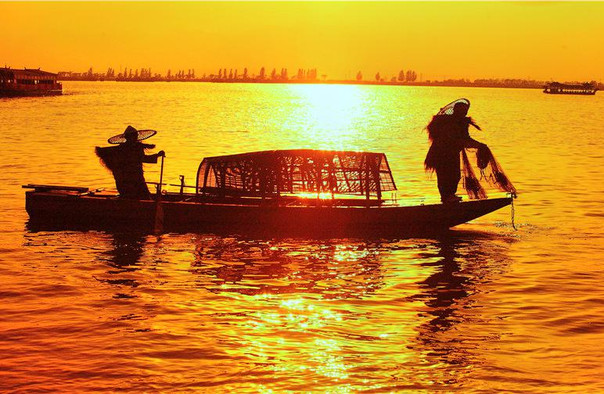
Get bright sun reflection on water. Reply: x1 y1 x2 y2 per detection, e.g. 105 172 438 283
288 84 371 150
245 295 351 386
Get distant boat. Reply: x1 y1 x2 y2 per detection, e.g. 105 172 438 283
23 149 513 235
543 82 597 95
0 68 62 97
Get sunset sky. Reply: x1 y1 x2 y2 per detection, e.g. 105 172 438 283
2 1 603 82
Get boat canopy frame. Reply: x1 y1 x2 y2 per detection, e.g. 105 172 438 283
196 149 396 201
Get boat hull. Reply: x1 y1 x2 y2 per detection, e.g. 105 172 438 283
543 90 596 95
25 190 512 235
0 88 62 97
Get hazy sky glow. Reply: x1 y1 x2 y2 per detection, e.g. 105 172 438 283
2 1 603 81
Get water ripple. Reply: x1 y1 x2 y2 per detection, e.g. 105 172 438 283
1 83 604 392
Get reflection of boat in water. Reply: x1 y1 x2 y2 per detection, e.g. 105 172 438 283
543 82 597 95
187 230 514 387
407 230 514 382
24 149 512 235
191 236 386 297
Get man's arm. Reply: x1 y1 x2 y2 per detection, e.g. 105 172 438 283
464 138 485 149
143 150 165 163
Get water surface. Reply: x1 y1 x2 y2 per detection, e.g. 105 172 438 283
1 82 603 391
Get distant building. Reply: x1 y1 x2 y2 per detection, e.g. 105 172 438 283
0 68 62 97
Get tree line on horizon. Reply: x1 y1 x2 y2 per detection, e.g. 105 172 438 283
55 66 602 90
57 66 421 83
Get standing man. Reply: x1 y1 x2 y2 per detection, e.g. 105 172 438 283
424 99 484 203
96 125 165 199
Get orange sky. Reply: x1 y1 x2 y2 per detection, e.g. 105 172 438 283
1 1 603 81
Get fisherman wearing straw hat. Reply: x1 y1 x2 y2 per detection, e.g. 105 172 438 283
95 125 165 199
424 99 484 203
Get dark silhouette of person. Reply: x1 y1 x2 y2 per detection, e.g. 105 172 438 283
424 99 485 203
96 125 165 199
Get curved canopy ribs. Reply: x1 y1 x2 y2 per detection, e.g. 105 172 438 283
196 149 397 200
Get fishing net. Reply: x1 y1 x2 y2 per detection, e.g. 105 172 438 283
461 144 517 198
475 145 516 195
461 150 487 199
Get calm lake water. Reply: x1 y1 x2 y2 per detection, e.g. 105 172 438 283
1 82 603 392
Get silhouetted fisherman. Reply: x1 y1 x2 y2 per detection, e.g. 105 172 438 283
96 125 165 199
424 99 484 203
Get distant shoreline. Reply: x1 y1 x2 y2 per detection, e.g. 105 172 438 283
54 78 546 90
56 77 604 91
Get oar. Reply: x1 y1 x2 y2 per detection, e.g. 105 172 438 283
154 155 165 234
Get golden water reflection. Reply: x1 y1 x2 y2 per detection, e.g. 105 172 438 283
185 232 512 390
286 84 374 150
18 226 513 391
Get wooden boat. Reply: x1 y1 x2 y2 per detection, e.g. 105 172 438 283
543 82 597 95
1 68 62 97
24 149 513 235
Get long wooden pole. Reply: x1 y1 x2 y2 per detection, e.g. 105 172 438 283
154 155 165 234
